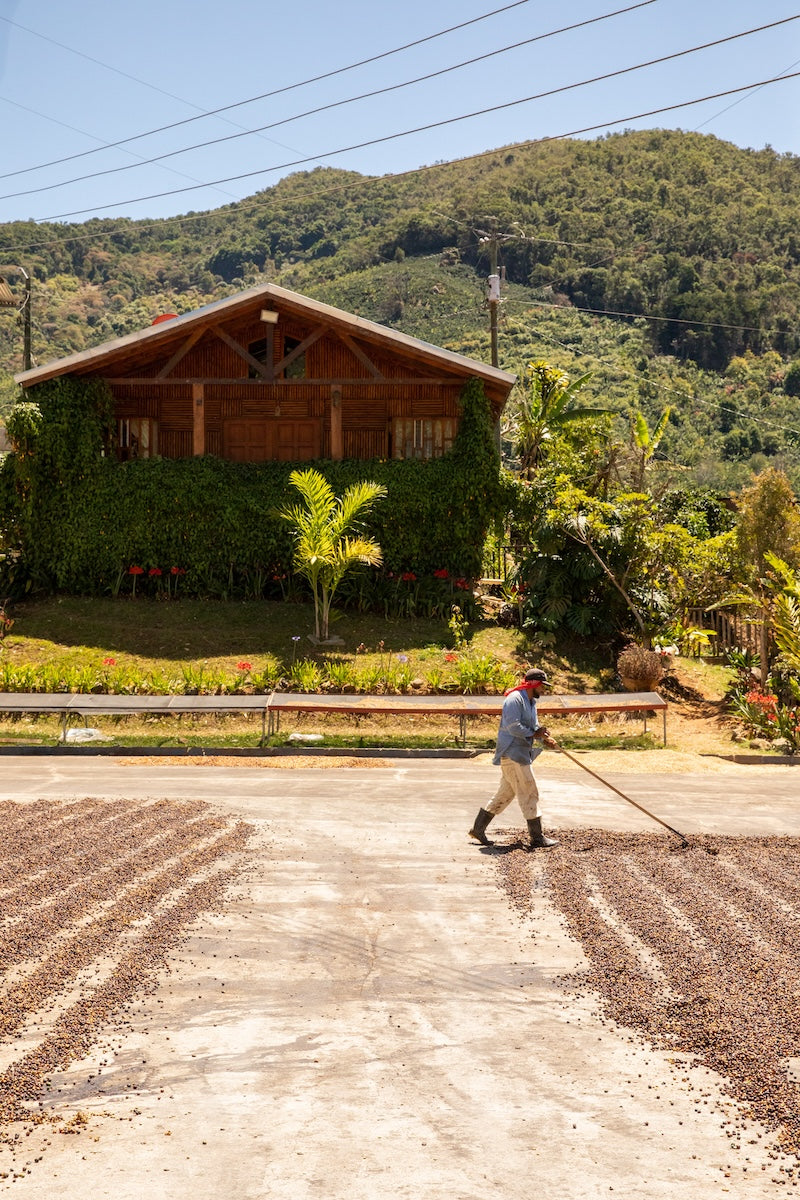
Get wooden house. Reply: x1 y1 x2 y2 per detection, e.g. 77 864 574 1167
15 283 516 464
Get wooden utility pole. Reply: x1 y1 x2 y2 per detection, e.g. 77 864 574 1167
478 225 501 369
478 223 504 451
487 235 500 369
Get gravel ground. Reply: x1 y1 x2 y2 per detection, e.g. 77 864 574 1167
495 828 800 1187
0 797 252 1181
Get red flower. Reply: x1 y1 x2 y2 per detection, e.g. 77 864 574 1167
128 565 144 576
444 652 458 663
237 661 252 672
433 569 449 579
102 657 116 667
149 567 162 577
170 566 186 576
454 578 470 590
401 571 417 582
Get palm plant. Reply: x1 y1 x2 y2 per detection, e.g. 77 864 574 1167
279 468 387 641
505 360 610 475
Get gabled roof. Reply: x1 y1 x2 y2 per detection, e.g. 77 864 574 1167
14 281 517 400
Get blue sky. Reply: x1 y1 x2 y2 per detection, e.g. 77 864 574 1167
0 0 798 226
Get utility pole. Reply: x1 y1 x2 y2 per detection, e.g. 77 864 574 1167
487 236 500 370
478 222 506 452
0 265 31 370
478 224 501 369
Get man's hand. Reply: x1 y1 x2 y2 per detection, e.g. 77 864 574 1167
542 735 559 750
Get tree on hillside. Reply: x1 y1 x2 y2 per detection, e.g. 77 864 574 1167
279 468 387 641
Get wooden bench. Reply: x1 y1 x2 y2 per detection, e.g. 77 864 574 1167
263 691 667 745
0 690 667 747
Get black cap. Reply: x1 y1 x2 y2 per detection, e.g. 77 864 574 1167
523 669 549 686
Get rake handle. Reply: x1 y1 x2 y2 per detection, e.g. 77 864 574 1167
555 744 689 846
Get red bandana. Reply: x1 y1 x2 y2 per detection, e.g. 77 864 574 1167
503 682 538 697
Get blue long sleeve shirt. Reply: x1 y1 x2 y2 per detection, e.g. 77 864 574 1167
492 688 543 766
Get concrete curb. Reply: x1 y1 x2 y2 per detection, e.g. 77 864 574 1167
0 744 480 759
703 752 800 765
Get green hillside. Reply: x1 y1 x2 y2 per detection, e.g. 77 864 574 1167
2 128 799 486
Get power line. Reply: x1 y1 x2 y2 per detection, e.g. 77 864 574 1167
34 67 800 223
0 95 246 205
0 0 681 204
507 296 791 338
3 61 798 260
528 321 800 439
0 0 554 182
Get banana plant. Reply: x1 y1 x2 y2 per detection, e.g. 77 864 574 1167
505 360 612 475
629 406 672 492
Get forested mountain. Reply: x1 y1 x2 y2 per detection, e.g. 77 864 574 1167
2 128 799 487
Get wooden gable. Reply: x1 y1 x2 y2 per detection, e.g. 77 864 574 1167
16 284 516 464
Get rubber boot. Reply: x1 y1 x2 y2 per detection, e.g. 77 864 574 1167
469 807 495 846
527 817 559 849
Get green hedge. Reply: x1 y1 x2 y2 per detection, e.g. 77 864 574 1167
0 376 502 603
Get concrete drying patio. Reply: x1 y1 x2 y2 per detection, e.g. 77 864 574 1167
2 752 799 1199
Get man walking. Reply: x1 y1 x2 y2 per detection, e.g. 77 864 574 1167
469 668 559 849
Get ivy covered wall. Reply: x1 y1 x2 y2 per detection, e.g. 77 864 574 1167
0 376 502 602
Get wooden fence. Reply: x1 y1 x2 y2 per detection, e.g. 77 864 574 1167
686 607 760 653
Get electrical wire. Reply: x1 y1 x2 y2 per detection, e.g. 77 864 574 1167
3 15 792 207
0 0 654 183
32 68 800 223
527 317 800 439
0 95 246 205
504 296 792 338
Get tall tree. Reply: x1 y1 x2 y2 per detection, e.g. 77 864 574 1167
727 468 800 683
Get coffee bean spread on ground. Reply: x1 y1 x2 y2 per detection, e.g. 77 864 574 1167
0 796 252 1165
497 828 800 1179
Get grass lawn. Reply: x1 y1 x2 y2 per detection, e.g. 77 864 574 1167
0 596 729 753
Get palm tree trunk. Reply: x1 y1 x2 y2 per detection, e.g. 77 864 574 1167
320 585 330 641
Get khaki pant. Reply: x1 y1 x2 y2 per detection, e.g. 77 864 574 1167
486 757 539 821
